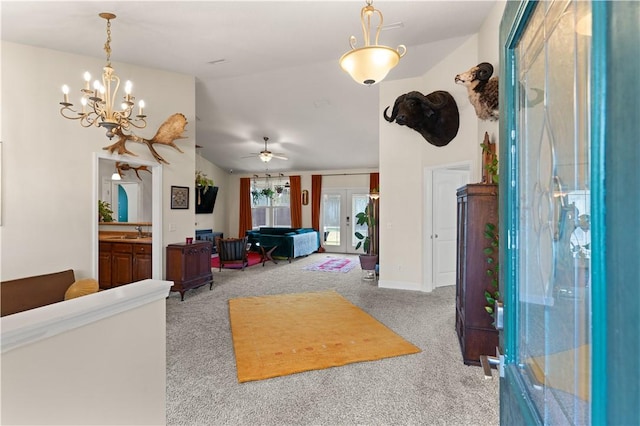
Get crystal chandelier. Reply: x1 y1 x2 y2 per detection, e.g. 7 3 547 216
339 0 406 86
59 13 147 139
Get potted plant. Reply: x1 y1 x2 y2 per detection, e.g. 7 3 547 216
98 200 114 222
355 201 378 273
195 170 214 193
261 187 275 200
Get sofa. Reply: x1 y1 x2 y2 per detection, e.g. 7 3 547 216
246 227 320 261
1 269 98 316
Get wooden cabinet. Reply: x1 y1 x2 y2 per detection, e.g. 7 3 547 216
456 184 499 366
133 244 153 282
99 242 152 289
166 241 213 301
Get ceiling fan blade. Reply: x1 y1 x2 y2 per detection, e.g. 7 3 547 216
272 154 288 160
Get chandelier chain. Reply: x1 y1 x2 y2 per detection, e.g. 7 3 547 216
104 18 112 66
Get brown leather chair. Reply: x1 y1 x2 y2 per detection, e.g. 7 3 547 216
215 236 249 271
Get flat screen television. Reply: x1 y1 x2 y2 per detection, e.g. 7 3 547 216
196 186 218 214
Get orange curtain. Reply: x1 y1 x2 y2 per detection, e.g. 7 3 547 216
311 175 324 252
238 178 253 238
289 175 302 228
369 172 380 256
369 173 379 193
311 175 322 232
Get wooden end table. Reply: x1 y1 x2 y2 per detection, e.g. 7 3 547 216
260 245 278 266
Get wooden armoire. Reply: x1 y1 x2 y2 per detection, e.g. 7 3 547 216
455 183 499 365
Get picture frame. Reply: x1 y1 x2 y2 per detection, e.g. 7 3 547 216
170 186 189 209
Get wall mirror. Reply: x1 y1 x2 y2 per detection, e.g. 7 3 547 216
98 158 152 223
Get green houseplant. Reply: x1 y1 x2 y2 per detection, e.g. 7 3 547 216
483 222 500 319
355 198 378 273
195 170 214 193
98 200 114 222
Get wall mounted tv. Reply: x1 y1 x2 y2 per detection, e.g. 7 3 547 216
196 186 219 214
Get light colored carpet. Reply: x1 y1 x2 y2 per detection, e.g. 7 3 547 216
166 253 499 425
229 291 421 383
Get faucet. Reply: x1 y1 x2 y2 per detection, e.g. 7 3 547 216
135 225 143 238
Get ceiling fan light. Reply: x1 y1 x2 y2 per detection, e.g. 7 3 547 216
259 152 272 162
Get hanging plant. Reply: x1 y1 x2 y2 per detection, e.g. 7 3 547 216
261 187 275 200
251 189 261 204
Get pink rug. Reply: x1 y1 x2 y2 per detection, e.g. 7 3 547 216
304 257 357 273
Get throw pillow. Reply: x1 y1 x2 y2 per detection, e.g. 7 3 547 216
64 278 99 300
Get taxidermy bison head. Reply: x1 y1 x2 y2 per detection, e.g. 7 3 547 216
383 91 459 147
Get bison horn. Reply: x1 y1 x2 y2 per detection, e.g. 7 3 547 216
383 95 403 122
476 62 494 81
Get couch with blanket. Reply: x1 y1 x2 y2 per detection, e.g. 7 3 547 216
246 227 320 261
1 269 99 316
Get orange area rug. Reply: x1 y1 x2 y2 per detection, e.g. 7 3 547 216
229 291 421 383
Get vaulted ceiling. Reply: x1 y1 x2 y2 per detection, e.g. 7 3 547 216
2 1 496 173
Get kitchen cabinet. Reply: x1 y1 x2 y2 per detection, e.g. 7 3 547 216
99 241 152 289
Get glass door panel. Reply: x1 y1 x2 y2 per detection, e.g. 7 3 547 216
513 1 592 424
321 189 369 254
322 193 342 250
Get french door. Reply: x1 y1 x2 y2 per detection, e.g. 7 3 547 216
321 188 369 254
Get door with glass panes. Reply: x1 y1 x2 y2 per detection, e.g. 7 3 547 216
500 1 593 423
321 188 369 254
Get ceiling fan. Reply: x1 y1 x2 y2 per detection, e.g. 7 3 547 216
243 136 288 163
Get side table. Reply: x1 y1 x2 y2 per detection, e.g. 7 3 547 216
260 245 278 266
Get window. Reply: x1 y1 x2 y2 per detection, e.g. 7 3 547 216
251 179 291 229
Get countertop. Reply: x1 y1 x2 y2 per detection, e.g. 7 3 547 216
99 231 152 244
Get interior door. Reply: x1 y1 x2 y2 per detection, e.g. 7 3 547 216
500 1 593 424
321 188 368 254
432 169 469 288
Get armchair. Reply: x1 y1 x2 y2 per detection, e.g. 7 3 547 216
215 236 249 271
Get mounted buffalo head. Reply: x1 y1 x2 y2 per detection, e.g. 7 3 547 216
383 91 459 147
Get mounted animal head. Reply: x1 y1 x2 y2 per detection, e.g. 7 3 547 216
455 62 499 121
383 90 459 147
454 62 495 87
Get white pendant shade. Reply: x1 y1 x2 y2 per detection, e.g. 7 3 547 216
339 1 406 86
340 46 402 86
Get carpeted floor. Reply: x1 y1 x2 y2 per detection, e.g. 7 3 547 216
229 291 420 382
166 253 499 425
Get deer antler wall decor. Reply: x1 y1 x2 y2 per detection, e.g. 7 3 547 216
115 162 151 180
103 113 188 164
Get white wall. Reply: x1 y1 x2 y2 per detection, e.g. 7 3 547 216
1 41 196 281
378 1 506 292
